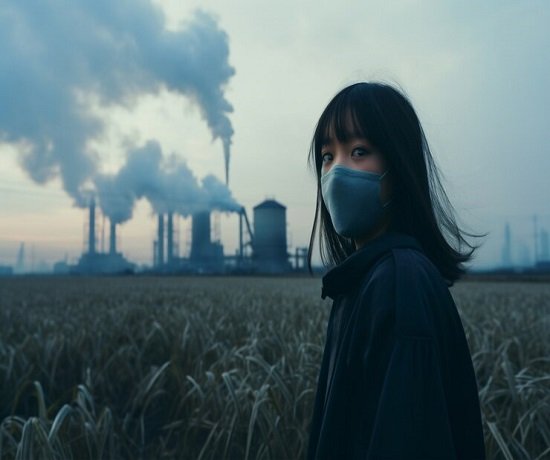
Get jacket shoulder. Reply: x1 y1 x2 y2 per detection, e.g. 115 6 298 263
391 247 449 293
359 247 443 296
391 248 455 338
359 247 454 339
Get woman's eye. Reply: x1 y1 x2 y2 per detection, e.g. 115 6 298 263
351 147 371 157
321 152 332 163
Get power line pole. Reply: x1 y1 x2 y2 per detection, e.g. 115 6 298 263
533 214 539 265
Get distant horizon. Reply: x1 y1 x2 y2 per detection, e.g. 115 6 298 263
2 209 549 274
1 1 549 272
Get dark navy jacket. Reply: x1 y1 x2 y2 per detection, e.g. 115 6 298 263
307 232 486 460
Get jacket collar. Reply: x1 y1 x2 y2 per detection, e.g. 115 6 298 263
321 231 423 300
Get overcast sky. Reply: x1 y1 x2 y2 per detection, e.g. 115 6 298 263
1 0 549 270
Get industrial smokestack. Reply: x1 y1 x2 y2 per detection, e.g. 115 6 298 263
110 220 117 255
167 212 174 263
239 208 243 259
157 214 165 266
223 142 230 185
88 198 96 255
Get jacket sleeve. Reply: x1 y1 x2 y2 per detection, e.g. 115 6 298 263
364 335 458 459
355 254 461 460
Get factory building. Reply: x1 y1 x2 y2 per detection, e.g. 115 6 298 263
66 195 306 275
149 198 298 273
72 199 135 274
154 211 224 273
0 265 13 276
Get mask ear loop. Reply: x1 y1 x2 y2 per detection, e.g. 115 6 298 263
380 169 392 208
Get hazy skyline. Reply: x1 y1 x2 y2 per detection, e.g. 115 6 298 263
1 0 549 270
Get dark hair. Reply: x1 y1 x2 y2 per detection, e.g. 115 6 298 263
307 81 485 283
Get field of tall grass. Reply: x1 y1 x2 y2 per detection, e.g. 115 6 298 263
0 276 548 459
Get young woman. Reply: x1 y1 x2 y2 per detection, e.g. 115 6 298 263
306 82 486 459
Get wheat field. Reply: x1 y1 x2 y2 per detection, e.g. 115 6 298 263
0 276 548 459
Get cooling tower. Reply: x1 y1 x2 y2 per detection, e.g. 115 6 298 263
190 211 211 261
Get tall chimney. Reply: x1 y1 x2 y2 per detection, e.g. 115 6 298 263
239 208 244 259
109 221 117 255
88 198 96 255
157 214 165 266
167 212 174 263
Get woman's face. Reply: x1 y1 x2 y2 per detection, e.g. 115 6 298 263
321 124 391 248
320 134 391 206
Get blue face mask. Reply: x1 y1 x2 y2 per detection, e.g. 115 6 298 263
321 164 391 239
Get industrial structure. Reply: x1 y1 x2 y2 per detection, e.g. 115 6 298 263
147 198 300 274
153 210 225 273
68 198 135 274
23 205 549 277
61 195 307 275
252 200 292 272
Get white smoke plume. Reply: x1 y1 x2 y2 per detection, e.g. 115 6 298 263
94 140 240 224
0 1 234 204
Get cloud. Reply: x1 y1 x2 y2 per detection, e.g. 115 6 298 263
0 1 234 205
94 140 240 224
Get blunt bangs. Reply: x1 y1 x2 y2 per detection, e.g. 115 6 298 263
311 86 376 173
